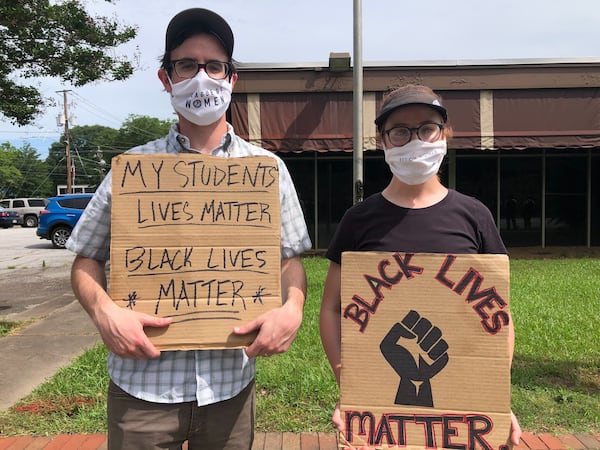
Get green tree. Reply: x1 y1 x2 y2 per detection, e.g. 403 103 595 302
0 142 52 198
0 144 22 198
96 115 174 172
1 0 137 126
116 114 174 152
46 116 173 192
47 124 119 191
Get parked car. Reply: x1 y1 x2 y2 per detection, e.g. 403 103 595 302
0 207 22 228
36 194 94 249
0 198 49 227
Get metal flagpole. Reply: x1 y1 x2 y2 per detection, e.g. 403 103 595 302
353 0 364 203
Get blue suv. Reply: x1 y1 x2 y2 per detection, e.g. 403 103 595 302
37 194 94 248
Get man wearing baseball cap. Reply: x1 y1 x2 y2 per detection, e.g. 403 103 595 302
68 8 311 449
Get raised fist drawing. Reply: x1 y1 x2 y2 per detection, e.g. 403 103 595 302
380 310 449 407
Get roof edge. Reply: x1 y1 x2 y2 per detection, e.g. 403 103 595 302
235 57 600 71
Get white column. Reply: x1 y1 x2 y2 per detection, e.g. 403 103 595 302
247 93 261 147
480 90 495 150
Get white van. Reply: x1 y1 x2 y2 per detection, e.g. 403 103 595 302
0 198 49 227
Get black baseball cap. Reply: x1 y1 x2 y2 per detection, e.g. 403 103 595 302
165 8 234 60
375 85 448 130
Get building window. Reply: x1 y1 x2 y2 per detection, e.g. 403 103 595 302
545 153 587 246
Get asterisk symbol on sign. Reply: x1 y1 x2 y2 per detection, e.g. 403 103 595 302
252 286 268 304
124 291 138 309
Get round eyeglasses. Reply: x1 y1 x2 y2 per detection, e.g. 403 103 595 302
171 59 232 80
384 122 444 147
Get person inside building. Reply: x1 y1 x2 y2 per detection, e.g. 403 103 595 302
67 8 311 449
319 84 522 449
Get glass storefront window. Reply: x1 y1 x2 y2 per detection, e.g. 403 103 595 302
316 155 353 249
283 156 316 246
592 154 600 246
499 156 542 246
455 155 498 221
364 151 390 198
281 148 597 251
545 155 587 246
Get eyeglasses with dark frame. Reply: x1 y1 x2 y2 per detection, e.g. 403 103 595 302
383 122 445 147
171 58 232 80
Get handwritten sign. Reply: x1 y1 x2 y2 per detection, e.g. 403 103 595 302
110 154 281 350
340 252 512 450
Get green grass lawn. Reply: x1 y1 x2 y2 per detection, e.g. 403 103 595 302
509 258 600 433
0 256 598 436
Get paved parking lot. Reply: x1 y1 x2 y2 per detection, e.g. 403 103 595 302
0 226 76 319
0 226 74 272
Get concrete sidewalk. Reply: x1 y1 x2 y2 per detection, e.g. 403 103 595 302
0 270 100 412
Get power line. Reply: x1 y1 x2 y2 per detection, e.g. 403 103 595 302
70 91 126 127
70 91 174 140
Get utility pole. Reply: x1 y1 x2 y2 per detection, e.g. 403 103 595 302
58 90 72 194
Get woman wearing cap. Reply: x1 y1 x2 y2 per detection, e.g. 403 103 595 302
320 84 521 449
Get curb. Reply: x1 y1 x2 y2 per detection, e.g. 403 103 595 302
1 432 599 449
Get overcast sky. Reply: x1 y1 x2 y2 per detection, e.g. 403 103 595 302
2 0 599 156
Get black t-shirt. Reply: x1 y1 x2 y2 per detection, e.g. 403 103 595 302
326 190 506 264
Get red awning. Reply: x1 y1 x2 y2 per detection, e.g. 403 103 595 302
232 92 354 152
232 87 600 152
492 88 600 149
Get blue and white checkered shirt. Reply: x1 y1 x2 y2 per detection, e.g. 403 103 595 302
67 124 312 405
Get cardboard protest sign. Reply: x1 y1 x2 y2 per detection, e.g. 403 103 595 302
340 252 512 450
110 153 281 350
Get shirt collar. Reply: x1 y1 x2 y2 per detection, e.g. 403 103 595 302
172 123 234 156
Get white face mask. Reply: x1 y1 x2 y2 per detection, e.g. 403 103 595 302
384 139 447 185
168 71 232 126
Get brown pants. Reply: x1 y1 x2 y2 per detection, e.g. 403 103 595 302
107 380 255 450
